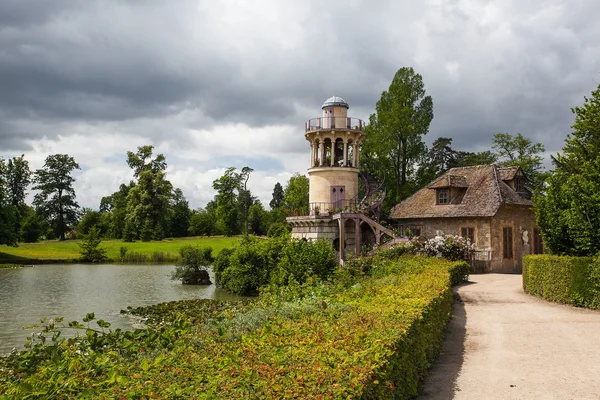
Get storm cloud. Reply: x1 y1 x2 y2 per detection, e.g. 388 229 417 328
1 0 599 208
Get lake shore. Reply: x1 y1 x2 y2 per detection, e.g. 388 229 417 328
0 236 241 264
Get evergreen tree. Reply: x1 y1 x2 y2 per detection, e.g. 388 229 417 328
32 154 80 241
269 182 284 210
78 226 108 262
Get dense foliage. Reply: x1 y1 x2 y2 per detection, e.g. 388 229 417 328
523 254 600 309
217 236 289 295
170 245 213 285
534 83 600 256
215 236 336 295
0 255 468 399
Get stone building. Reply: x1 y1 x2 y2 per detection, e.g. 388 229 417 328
286 96 394 263
389 164 544 273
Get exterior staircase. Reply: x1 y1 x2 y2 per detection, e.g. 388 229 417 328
358 171 386 222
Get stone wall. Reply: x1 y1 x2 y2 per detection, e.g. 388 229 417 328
489 204 538 273
396 205 538 273
308 168 359 205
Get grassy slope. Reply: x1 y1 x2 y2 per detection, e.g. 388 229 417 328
0 236 241 263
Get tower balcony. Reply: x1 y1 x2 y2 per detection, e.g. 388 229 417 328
305 117 366 133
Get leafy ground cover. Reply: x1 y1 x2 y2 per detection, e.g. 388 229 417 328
0 255 468 399
0 236 241 264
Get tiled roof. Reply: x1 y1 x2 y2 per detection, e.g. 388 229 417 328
498 166 520 181
427 174 469 189
390 165 533 219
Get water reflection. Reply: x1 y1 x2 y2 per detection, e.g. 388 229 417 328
0 264 245 353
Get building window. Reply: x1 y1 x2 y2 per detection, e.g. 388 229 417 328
437 189 449 204
515 177 525 192
461 227 475 244
405 225 422 237
533 228 544 254
503 227 513 259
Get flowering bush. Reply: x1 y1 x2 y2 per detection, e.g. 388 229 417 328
413 234 475 261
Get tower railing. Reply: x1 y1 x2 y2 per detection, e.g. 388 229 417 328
305 117 365 132
284 200 360 217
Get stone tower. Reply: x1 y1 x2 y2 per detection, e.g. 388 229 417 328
305 96 365 214
287 96 396 263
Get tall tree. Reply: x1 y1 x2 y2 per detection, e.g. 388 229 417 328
123 146 173 241
283 173 309 213
126 145 167 178
188 201 219 237
427 137 457 174
5 155 31 210
0 158 18 246
170 188 191 238
534 83 600 255
492 133 548 189
361 67 434 206
454 150 498 167
2 155 32 240
100 182 134 238
269 182 284 210
239 167 253 236
213 167 244 236
32 154 80 241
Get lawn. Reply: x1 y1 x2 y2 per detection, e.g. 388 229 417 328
0 236 242 264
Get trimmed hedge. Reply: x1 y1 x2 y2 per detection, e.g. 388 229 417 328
523 254 600 309
1 256 468 399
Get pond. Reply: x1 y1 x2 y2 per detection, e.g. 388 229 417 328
0 264 246 354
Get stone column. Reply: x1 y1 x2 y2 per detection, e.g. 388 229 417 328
355 218 361 257
318 141 324 166
310 142 314 167
330 137 335 167
343 139 348 167
355 141 360 169
339 216 345 263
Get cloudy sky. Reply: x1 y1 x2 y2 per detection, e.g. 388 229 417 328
1 0 599 210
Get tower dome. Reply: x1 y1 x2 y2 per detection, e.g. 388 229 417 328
322 96 349 109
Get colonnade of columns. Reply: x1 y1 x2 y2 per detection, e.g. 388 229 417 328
309 137 361 168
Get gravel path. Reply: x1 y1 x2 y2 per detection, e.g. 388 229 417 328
419 274 600 400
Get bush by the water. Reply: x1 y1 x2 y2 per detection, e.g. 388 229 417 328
217 236 288 295
78 227 107 263
523 254 600 309
0 255 468 399
216 236 336 295
170 245 213 285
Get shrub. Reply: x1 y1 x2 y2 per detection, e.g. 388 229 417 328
170 245 213 285
266 222 291 238
78 227 108 263
0 256 468 399
272 239 336 286
523 254 600 309
218 236 288 295
213 247 234 284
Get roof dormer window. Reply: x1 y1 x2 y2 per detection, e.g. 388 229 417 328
437 188 449 204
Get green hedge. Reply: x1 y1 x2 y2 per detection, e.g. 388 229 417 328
523 254 600 309
1 257 468 399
